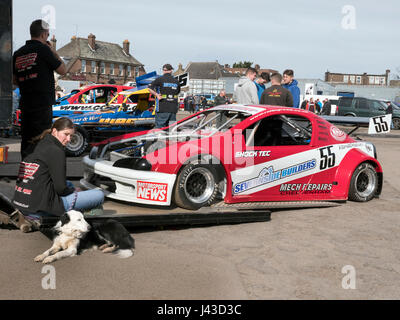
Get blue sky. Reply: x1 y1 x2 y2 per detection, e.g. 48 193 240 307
12 0 400 79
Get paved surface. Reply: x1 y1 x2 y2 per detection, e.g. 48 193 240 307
1 122 400 299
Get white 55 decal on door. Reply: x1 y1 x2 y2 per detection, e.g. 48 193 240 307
230 142 374 196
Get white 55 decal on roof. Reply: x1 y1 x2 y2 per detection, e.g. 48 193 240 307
231 142 374 195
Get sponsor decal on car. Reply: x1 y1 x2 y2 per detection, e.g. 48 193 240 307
234 150 271 158
233 159 316 194
279 183 333 195
330 126 346 142
137 181 168 202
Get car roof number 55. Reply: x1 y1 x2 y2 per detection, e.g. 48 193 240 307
368 114 392 134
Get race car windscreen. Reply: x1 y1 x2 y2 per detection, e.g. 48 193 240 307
170 109 251 136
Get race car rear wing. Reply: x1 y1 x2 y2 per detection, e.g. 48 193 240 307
322 115 392 135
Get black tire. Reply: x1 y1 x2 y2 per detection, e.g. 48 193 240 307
174 164 218 210
66 126 89 157
348 163 378 202
392 117 400 130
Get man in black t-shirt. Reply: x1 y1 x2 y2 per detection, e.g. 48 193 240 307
260 73 293 107
148 64 181 128
13 20 66 159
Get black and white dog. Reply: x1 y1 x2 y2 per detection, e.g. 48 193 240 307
34 210 135 264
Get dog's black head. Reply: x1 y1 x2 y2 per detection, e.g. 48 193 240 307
60 213 70 226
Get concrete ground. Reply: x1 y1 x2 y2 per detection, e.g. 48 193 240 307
0 119 400 299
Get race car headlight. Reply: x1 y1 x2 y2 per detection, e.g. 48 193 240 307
113 157 152 171
134 158 152 171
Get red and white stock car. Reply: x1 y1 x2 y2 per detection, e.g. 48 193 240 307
80 105 383 210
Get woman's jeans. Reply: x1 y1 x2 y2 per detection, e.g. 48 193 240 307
61 181 104 212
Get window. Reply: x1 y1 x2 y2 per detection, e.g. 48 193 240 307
81 60 86 72
340 98 352 108
110 63 114 75
91 61 96 73
356 76 361 84
135 67 139 77
379 77 385 85
119 64 124 76
343 75 349 83
355 99 368 110
100 62 105 74
246 115 312 147
368 100 385 111
375 77 380 85
349 75 355 83
369 76 375 84
127 65 131 77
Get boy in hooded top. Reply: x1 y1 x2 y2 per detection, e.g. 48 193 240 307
235 67 259 104
282 69 300 108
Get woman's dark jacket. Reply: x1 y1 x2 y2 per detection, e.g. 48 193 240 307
13 134 74 216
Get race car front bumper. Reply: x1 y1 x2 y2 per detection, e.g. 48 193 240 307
81 156 177 206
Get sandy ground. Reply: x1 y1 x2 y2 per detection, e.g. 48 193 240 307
0 130 400 299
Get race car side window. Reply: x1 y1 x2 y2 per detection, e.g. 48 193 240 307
247 115 312 146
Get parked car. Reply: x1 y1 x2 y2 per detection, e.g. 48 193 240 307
65 88 155 157
80 105 382 210
52 84 134 117
336 97 400 129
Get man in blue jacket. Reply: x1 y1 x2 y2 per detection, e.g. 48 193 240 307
282 69 300 108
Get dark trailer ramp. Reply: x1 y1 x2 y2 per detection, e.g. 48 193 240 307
0 179 271 230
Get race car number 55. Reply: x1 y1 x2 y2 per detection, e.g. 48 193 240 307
368 114 392 134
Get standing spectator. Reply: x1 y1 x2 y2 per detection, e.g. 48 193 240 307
214 89 229 106
201 96 208 110
282 69 300 108
183 95 190 112
148 63 181 128
194 95 201 112
187 94 195 113
254 72 270 101
13 19 66 159
315 99 322 113
260 73 293 107
300 99 308 110
308 98 315 113
320 99 332 115
235 67 259 104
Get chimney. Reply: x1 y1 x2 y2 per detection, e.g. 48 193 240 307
88 33 96 50
123 39 130 55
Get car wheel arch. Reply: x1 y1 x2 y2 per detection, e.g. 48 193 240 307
333 150 382 199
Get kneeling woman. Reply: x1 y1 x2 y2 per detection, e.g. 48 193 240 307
13 117 104 220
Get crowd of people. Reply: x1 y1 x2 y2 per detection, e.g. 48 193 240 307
233 67 301 108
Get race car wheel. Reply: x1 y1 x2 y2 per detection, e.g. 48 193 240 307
174 164 218 210
392 117 400 130
66 126 89 157
348 163 378 202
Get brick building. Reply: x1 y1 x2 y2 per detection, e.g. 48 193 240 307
325 69 390 86
223 64 277 77
55 34 145 85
